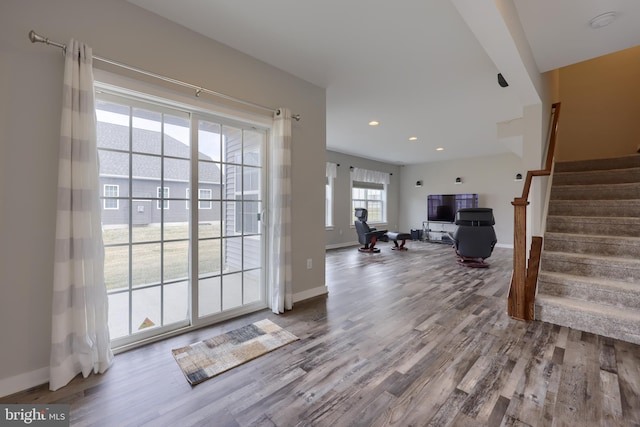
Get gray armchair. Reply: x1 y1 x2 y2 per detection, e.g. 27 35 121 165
452 208 497 267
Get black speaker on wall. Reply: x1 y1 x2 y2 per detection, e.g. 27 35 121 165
497 73 509 88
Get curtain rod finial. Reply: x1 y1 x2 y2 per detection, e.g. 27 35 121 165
29 30 44 44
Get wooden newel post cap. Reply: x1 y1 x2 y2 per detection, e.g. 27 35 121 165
512 198 530 207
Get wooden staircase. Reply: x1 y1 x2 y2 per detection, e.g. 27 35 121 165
535 154 640 344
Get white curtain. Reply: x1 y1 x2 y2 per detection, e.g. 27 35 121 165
269 108 293 314
350 167 390 184
49 39 113 391
326 162 337 179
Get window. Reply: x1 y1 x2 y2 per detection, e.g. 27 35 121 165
326 162 337 227
104 184 119 210
187 188 213 209
352 183 385 223
350 167 389 224
199 188 212 209
157 187 169 209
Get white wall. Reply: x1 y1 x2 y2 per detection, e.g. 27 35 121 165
399 153 527 247
0 0 326 395
451 0 556 242
326 151 401 248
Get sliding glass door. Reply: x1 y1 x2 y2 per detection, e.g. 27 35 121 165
195 118 266 320
96 90 267 348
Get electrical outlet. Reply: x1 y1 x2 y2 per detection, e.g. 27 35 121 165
306 258 312 269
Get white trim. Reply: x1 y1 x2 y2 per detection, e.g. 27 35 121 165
198 188 212 209
0 367 49 398
103 184 119 210
156 186 169 209
293 285 328 303
495 243 514 249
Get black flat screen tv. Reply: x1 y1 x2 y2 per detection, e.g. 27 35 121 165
427 194 479 223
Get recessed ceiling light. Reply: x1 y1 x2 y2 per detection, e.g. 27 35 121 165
408 136 418 141
368 121 379 126
436 147 444 151
589 11 616 29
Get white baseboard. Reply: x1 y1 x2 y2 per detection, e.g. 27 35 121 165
293 285 328 303
496 243 514 249
326 241 359 250
0 367 49 398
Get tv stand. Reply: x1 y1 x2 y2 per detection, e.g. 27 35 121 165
423 220 456 243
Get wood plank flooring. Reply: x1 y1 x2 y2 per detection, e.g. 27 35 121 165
3 243 639 426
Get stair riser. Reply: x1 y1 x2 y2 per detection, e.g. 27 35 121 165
544 237 640 259
541 256 640 283
537 279 640 309
551 184 639 201
555 156 640 173
535 302 640 345
548 201 640 218
539 156 640 345
546 219 640 237
553 169 640 186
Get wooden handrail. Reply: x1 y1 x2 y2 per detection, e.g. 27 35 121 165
508 102 561 321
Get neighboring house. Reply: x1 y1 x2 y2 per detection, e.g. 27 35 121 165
97 121 222 226
97 114 262 273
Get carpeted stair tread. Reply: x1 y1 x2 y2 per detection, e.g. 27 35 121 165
550 182 640 200
535 294 640 345
538 154 640 345
541 249 640 268
546 215 640 237
553 166 640 186
554 155 640 173
548 199 640 217
540 250 640 282
537 271 640 309
544 232 640 258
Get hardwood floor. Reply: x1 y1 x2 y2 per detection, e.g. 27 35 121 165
3 243 639 426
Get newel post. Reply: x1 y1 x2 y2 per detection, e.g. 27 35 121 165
509 197 529 320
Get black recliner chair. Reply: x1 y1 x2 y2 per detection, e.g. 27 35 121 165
452 208 497 267
354 208 387 253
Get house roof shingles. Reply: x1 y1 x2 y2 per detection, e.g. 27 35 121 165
98 122 220 183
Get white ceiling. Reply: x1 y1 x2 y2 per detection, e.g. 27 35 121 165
127 0 640 165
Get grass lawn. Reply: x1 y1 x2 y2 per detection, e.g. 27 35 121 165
103 222 222 290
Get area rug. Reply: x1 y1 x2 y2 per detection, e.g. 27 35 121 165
171 319 299 385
